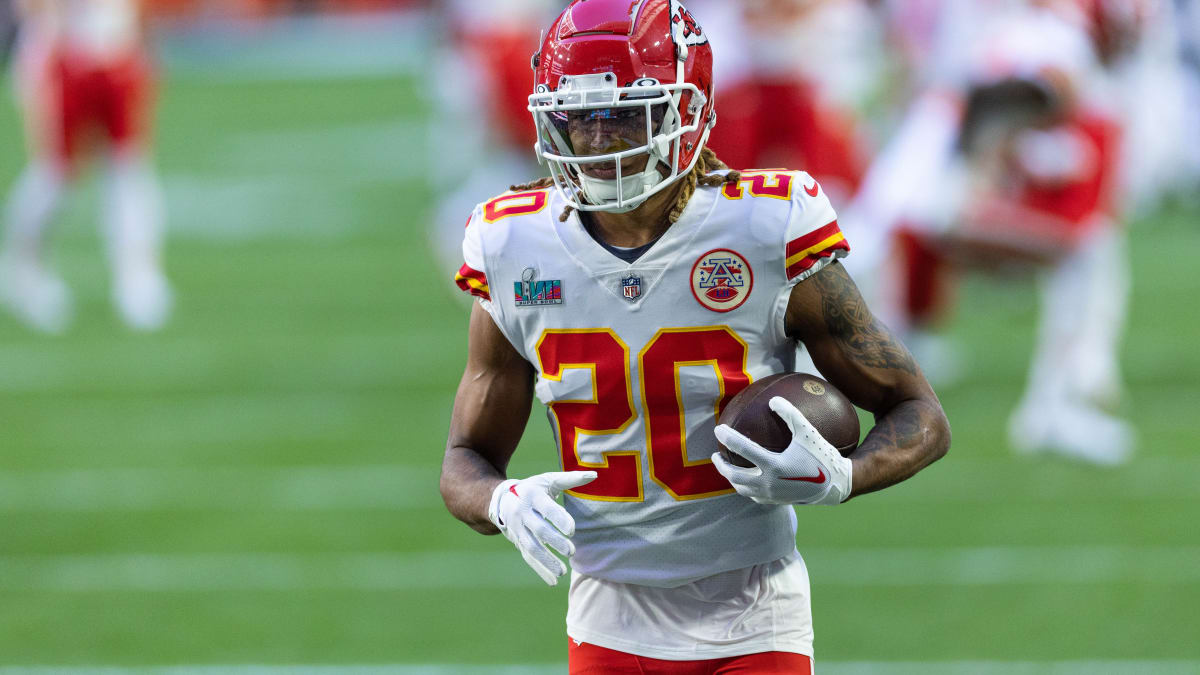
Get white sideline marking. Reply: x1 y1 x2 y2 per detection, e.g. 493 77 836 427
220 121 424 180
160 11 430 80
0 465 434 512
1 546 1198 592
0 390 421 451
1 663 1198 675
0 332 448 394
804 545 1200 586
164 121 423 241
849 456 1200 502
2 456 1197 512
0 552 536 592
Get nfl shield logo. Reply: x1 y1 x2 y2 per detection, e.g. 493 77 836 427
621 275 642 302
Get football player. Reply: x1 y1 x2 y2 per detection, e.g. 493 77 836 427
439 1 951 672
2 0 170 332
845 0 1138 464
690 0 874 206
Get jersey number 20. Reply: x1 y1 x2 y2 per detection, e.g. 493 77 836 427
535 327 751 502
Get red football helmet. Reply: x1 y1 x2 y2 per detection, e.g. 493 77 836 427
528 0 717 212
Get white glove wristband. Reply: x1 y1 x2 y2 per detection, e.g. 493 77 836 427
487 479 520 532
483 471 597 586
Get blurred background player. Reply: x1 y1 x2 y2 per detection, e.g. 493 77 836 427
841 0 1146 464
426 0 557 280
690 0 878 206
2 0 170 333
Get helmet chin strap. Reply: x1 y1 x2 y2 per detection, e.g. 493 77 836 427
577 158 667 212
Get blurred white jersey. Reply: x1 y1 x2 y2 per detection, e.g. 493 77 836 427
457 171 850 587
884 0 1057 88
26 0 139 62
962 4 1100 99
687 0 882 108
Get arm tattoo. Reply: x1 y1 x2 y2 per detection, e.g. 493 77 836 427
810 264 919 376
864 402 926 452
851 398 946 498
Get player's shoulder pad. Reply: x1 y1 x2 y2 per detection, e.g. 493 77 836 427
704 167 825 219
456 186 557 304
778 171 848 282
468 186 557 233
704 168 848 280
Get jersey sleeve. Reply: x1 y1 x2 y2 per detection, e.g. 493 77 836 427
783 173 850 285
453 206 495 311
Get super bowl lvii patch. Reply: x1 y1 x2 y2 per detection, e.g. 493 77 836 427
514 267 563 307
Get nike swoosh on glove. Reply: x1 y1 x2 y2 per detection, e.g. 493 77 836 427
487 470 598 585
711 396 853 505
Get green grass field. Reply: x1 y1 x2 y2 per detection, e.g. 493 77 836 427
0 70 1197 673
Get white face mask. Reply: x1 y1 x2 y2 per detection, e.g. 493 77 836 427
529 69 713 213
557 105 667 211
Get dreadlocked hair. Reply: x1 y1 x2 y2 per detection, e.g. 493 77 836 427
508 147 742 223
668 147 741 223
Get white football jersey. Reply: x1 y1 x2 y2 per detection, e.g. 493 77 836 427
26 0 139 61
456 170 850 587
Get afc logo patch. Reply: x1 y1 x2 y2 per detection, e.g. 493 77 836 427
690 249 752 312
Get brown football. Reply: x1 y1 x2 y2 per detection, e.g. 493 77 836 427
717 373 860 468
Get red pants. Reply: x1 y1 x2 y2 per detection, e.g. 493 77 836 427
568 639 813 675
32 48 154 170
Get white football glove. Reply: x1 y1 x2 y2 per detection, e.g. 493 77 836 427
712 396 853 505
487 470 597 586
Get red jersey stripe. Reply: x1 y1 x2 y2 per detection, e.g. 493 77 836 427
786 220 842 258
456 263 487 284
787 239 850 279
454 264 491 301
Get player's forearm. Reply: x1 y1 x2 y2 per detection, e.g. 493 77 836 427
439 446 507 535
847 397 950 499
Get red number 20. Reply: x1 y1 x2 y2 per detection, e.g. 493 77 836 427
536 327 751 502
